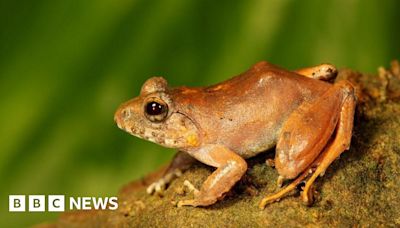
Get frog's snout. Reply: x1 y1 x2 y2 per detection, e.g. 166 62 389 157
114 105 132 130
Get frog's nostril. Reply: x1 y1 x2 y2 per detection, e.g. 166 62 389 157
122 108 131 120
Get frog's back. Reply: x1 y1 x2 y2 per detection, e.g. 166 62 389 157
204 61 330 97
174 61 332 158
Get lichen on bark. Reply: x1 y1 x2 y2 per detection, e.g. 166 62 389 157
39 61 400 227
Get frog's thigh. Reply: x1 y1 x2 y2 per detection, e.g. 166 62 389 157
178 145 247 207
275 83 345 179
301 81 355 203
294 64 337 82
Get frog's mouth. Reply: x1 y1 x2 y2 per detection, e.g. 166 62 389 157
115 109 201 149
147 112 201 149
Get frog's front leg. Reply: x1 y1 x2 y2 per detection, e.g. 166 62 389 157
147 151 196 196
177 145 247 207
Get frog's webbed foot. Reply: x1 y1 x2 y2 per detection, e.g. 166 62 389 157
147 169 183 196
295 64 338 82
260 80 356 209
177 145 247 207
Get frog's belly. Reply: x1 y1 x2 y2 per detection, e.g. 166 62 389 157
222 122 279 159
236 139 276 159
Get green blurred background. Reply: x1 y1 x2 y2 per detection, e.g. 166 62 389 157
0 0 399 227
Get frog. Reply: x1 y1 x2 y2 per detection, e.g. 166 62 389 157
114 61 356 209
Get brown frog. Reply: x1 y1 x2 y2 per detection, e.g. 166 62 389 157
114 61 356 209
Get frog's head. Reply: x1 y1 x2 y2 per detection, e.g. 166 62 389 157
114 77 200 149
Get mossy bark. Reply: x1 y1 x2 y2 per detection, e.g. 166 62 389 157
38 61 400 227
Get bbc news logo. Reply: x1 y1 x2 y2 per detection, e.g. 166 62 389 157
9 195 118 212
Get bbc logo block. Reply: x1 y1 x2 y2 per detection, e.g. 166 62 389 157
9 195 25 212
29 195 45 212
9 195 65 212
9 195 118 212
48 195 65 212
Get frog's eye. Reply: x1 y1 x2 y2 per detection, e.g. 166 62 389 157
144 98 168 122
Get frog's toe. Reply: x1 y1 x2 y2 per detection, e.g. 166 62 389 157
183 180 199 196
176 181 218 207
300 180 316 206
146 179 166 196
177 199 196 207
277 175 284 188
315 64 338 81
176 197 214 207
146 182 156 194
146 169 183 196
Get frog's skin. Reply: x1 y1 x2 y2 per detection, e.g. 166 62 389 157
114 61 356 209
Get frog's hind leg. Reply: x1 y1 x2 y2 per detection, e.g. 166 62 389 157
301 82 356 204
295 64 338 82
259 80 356 209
